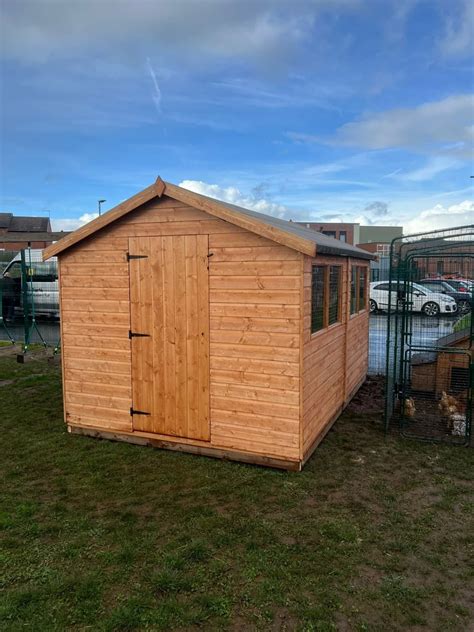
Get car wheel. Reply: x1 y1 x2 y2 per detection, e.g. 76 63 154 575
369 299 378 313
457 299 471 314
422 301 440 317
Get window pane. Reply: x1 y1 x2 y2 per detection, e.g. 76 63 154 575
339 231 347 242
28 261 58 283
350 266 357 314
311 266 325 333
358 267 367 310
328 266 341 325
6 261 22 279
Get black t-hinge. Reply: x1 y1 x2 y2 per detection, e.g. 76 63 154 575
130 407 150 416
129 331 150 339
127 253 148 261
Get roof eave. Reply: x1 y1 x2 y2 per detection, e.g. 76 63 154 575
43 177 166 260
42 176 374 261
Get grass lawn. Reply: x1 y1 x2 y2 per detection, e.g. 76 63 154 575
1 348 473 631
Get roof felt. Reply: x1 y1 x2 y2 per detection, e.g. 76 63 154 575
435 327 471 348
183 191 374 260
411 327 471 366
43 177 375 260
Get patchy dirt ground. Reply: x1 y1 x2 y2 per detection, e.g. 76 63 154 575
346 374 386 416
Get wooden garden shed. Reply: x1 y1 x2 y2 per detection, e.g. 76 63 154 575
44 177 373 470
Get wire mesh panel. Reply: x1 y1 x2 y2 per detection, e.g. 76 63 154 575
401 346 471 444
0 248 60 351
384 224 473 445
311 265 325 333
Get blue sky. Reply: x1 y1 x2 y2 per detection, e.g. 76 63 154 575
0 0 473 234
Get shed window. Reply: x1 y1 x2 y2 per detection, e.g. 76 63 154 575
328 266 341 325
311 264 343 333
350 266 357 314
311 266 325 333
359 267 367 310
350 266 368 314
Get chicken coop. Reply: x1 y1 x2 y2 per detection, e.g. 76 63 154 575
384 224 473 445
44 177 373 470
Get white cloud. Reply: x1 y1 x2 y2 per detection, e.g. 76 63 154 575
0 0 354 66
403 200 474 235
325 94 473 159
178 180 289 218
178 178 474 236
52 212 98 231
146 58 162 115
396 156 462 182
49 182 473 241
439 0 474 59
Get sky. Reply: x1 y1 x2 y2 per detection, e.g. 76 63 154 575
0 0 473 236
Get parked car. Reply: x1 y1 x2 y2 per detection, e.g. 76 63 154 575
419 279 472 314
369 281 458 316
1 249 59 319
442 278 473 294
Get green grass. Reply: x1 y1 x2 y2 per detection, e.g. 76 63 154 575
454 312 471 333
1 349 473 631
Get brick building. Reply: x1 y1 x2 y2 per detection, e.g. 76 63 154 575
0 213 69 250
297 222 358 244
297 222 403 254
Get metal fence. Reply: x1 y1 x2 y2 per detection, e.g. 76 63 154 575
381 225 473 445
0 248 60 352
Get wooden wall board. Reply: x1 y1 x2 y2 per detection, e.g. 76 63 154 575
301 256 370 456
60 198 302 463
58 194 370 467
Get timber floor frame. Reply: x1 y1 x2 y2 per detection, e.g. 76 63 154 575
56 194 370 470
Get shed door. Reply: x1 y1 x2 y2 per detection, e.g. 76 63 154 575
129 235 210 441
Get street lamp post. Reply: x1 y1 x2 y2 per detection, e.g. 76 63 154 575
98 199 106 216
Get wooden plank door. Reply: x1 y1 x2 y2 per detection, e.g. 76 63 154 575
129 235 210 441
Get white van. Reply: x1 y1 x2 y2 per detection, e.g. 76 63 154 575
2 249 59 318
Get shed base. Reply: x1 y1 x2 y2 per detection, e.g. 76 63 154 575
67 424 302 471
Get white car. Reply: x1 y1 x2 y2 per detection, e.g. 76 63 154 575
369 281 458 317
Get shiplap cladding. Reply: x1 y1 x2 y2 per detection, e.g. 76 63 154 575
58 192 370 470
61 196 302 463
301 256 369 457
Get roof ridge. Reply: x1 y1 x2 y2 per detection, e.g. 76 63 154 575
43 177 375 261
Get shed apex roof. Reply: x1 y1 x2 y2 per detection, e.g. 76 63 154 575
43 177 375 260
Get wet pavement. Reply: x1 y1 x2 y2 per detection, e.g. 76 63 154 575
0 319 60 347
368 312 457 374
